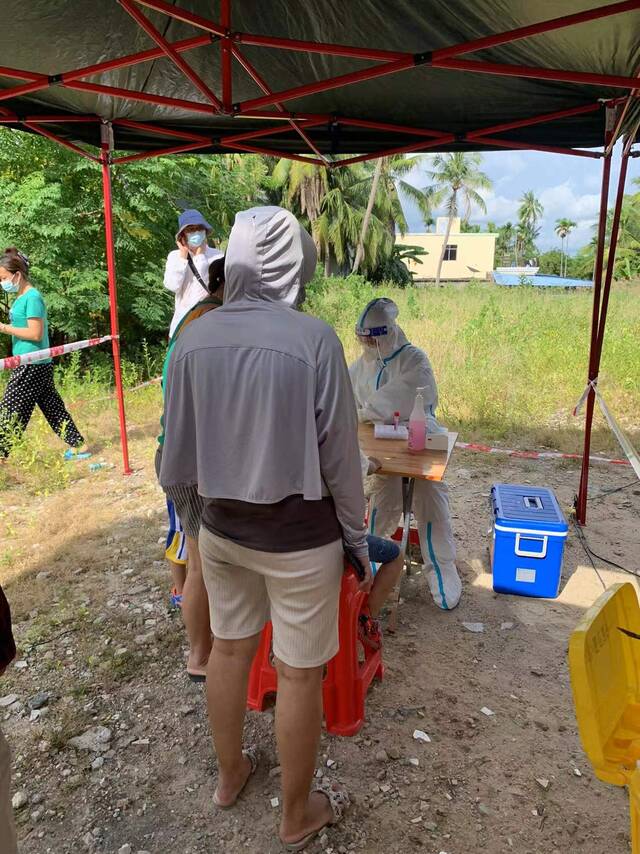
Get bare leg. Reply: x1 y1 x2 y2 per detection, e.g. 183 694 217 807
168 559 187 594
183 535 212 675
367 552 405 618
276 661 333 845
208 633 261 807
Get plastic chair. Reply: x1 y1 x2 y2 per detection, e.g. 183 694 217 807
569 582 640 852
391 525 420 548
247 566 383 736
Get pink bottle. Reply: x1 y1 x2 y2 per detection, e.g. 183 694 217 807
408 387 427 453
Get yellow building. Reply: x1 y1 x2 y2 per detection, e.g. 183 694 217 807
397 217 497 281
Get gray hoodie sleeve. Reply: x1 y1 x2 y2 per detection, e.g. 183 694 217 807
315 329 369 561
159 344 199 490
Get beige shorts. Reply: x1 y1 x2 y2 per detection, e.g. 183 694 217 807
199 528 344 669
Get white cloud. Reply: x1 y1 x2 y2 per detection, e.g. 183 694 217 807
493 152 527 186
479 190 519 224
538 183 600 220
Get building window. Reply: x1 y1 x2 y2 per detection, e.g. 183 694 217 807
444 244 458 261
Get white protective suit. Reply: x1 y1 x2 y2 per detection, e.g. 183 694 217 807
350 298 462 610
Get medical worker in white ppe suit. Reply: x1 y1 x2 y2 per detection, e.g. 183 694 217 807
349 297 462 610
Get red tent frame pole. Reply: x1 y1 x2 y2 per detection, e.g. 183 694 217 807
575 130 615 523
576 137 632 523
100 130 132 476
221 0 232 111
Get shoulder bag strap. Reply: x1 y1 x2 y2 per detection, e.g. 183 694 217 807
187 253 208 291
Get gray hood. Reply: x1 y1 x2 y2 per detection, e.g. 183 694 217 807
224 206 317 307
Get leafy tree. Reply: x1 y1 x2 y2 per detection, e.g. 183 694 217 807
496 222 516 266
370 243 428 286
538 249 563 276
572 182 640 281
424 152 491 285
0 127 266 353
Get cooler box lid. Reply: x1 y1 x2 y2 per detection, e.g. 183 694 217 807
491 483 568 532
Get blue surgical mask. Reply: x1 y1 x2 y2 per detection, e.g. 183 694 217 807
186 230 206 248
1 277 18 294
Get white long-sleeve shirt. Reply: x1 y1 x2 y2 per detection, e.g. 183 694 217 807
164 245 223 337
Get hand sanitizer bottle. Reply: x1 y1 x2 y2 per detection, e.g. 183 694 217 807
408 387 427 453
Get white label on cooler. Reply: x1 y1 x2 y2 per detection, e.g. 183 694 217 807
515 567 537 584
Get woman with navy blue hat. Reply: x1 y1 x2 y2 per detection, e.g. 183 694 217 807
163 208 223 337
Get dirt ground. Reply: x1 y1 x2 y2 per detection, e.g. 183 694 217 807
1 416 639 854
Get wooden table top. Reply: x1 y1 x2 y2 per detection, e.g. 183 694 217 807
358 424 458 482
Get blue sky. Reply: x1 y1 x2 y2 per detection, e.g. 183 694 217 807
401 141 640 253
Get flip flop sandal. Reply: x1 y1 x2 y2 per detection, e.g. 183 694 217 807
170 587 183 609
283 781 351 852
213 746 260 809
187 670 206 683
358 614 382 651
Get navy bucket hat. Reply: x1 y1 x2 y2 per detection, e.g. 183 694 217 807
175 208 212 240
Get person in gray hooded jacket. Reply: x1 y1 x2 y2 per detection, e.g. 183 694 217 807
160 206 371 848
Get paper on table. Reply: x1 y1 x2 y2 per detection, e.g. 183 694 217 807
374 424 408 440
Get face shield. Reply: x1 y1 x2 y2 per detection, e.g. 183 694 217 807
355 298 400 362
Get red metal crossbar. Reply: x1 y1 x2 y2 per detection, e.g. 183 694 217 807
224 140 324 166
474 136 600 159
112 118 211 143
434 57 640 92
236 56 415 114
118 0 222 110
432 0 640 60
131 0 225 37
336 135 456 167
222 117 326 146
467 102 602 140
337 117 449 139
23 121 100 161
65 80 215 115
61 34 214 82
229 44 328 162
232 32 408 63
112 140 212 164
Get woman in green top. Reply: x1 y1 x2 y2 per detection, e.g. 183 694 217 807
0 248 87 458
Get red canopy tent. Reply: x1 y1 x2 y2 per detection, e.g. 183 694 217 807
0 0 638 522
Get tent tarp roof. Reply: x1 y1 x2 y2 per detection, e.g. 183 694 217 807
1 0 639 157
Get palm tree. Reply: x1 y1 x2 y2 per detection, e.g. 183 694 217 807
271 154 425 277
352 154 435 274
425 152 491 285
519 190 544 231
554 218 577 276
517 191 543 264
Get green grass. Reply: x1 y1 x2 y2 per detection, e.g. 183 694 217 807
307 276 640 452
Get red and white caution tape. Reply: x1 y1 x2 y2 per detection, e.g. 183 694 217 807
455 440 631 467
0 335 114 371
574 379 640 480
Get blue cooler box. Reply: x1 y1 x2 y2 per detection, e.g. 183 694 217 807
490 483 568 598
